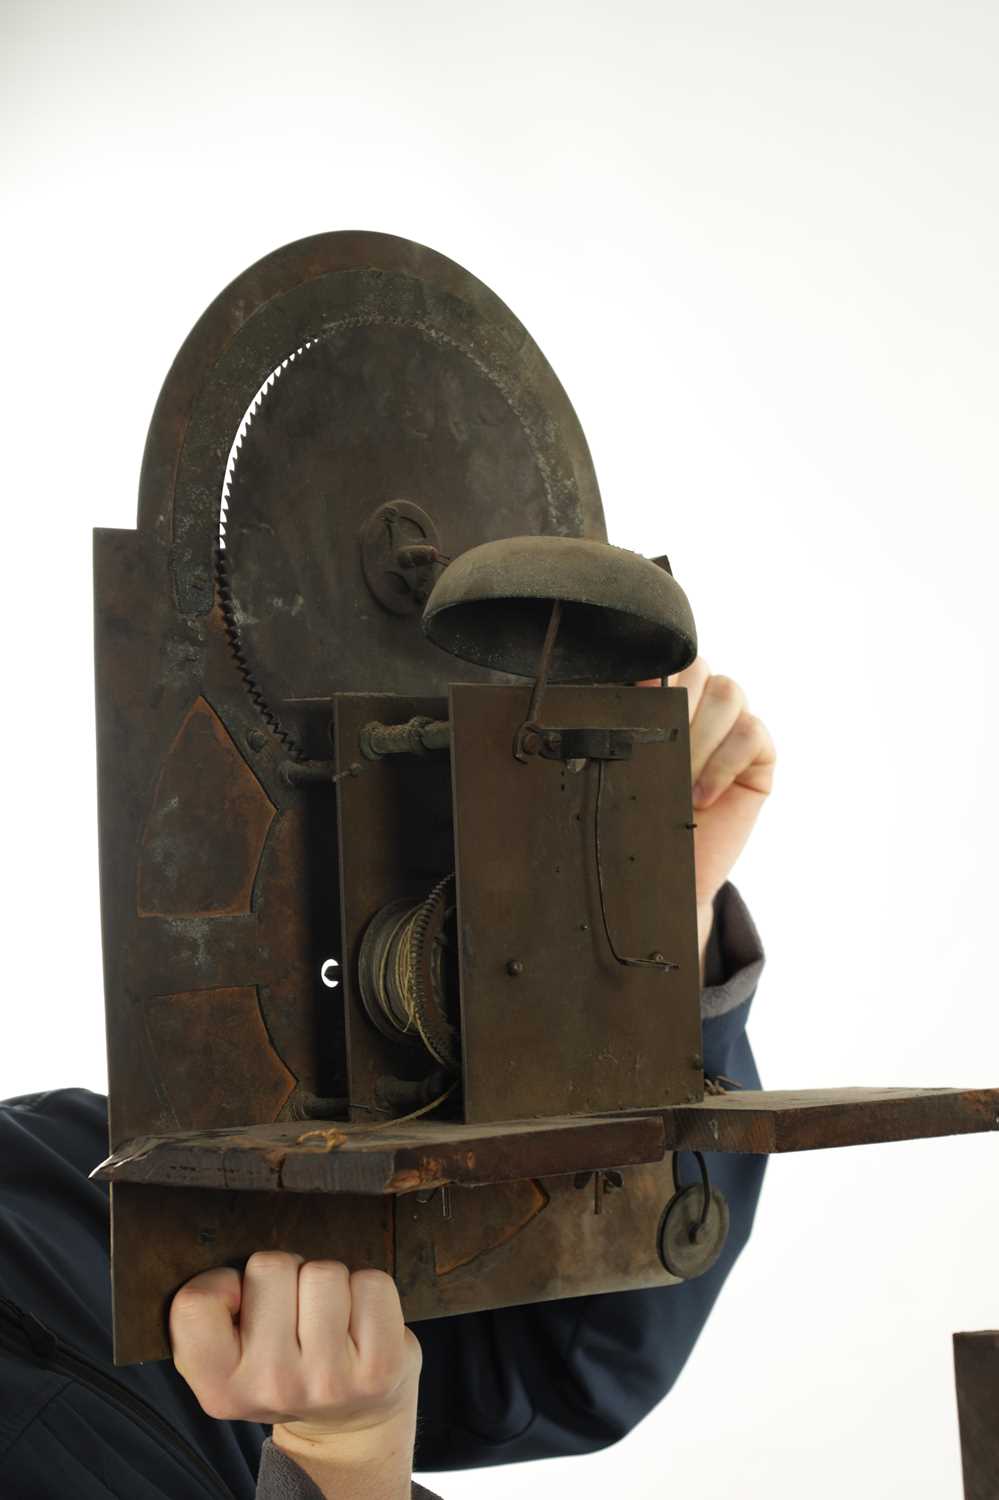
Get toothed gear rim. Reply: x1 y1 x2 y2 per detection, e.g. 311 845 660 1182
135 236 606 737
218 313 569 733
408 873 460 1071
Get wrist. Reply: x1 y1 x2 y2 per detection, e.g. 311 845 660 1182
273 1392 417 1464
272 1404 417 1500
274 1397 417 1457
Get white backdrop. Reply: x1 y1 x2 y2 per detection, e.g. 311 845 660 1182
3 2 997 1496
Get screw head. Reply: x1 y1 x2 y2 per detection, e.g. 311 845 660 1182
505 959 524 977
247 728 267 752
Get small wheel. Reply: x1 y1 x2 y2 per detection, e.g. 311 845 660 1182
657 1184 730 1279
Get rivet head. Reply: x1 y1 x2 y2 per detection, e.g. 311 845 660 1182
505 959 524 977
247 728 267 752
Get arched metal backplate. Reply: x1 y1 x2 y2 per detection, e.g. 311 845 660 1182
98 232 608 1152
138 232 606 713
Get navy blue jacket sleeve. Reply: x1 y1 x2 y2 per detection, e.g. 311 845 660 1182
409 881 766 1476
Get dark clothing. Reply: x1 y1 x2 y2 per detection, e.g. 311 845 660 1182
0 882 764 1500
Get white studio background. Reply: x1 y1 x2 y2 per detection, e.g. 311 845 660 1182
2 3 996 1497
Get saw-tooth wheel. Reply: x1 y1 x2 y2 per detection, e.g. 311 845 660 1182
409 874 460 1070
357 875 460 1071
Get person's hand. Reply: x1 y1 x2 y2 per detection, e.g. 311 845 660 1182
641 657 776 975
169 1251 422 1463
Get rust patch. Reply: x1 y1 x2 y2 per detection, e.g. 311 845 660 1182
388 1169 425 1193
143 986 295 1128
138 696 276 917
435 1178 550 1276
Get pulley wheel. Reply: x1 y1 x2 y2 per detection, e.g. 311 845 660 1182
657 1184 730 1279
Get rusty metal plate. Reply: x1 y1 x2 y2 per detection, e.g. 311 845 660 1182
657 1086 999 1153
95 530 346 1148
143 232 605 648
97 234 609 1367
954 1330 999 1499
450 683 702 1122
397 1156 684 1321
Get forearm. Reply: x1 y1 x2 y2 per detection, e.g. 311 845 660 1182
266 1406 419 1500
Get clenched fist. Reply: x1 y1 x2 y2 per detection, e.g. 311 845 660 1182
169 1251 423 1463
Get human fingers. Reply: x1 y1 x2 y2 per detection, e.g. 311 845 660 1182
687 673 747 791
172 1251 306 1423
667 655 711 721
637 653 709 721
173 1252 421 1434
693 706 777 808
237 1250 306 1371
279 1267 422 1443
169 1266 243 1399
347 1269 418 1396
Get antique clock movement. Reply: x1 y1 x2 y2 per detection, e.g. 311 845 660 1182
91 232 998 1364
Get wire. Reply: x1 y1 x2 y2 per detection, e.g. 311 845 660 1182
593 759 679 972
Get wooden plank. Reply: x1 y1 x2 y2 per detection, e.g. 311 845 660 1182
91 1111 668 1195
659 1086 999 1153
954 1331 999 1500
91 1086 999 1197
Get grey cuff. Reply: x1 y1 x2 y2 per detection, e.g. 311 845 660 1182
256 1436 444 1500
700 879 765 1022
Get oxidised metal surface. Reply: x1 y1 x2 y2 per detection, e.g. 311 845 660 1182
360 500 441 616
396 1155 684 1321
450 683 702 1122
97 231 999 1370
953 1330 999 1500
423 535 697 681
657 1185 730 1279
139 233 605 620
94 527 347 1145
97 233 609 1364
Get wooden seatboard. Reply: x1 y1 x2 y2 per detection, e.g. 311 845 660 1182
93 1086 999 1197
659 1086 999 1153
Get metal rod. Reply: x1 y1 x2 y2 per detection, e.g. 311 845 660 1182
525 598 562 728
